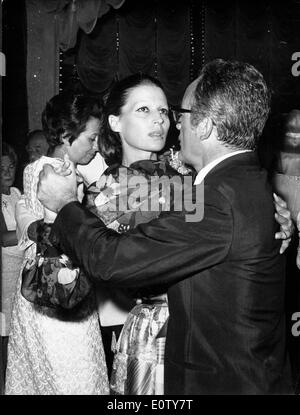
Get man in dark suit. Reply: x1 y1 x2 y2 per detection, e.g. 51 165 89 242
37 59 292 394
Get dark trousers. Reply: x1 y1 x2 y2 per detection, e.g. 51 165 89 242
100 325 123 380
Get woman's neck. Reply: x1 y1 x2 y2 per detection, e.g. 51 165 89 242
50 144 67 160
122 151 157 167
50 145 77 168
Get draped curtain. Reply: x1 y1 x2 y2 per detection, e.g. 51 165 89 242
77 11 118 93
76 0 194 105
204 0 300 113
2 0 28 189
22 0 300 146
67 0 300 111
118 0 156 78
26 0 60 130
156 1 190 106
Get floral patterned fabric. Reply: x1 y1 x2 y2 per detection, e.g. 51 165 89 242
86 158 184 229
21 221 92 314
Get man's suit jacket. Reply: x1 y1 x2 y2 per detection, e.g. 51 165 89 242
51 152 292 394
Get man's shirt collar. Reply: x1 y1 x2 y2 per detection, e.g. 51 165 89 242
194 150 252 185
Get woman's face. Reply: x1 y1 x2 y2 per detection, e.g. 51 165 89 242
26 133 49 162
109 84 170 163
1 155 16 192
67 116 100 165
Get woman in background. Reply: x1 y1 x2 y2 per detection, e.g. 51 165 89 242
1 143 24 387
5 93 109 395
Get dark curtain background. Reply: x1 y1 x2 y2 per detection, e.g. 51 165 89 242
2 0 28 190
63 0 300 112
65 0 202 147
204 0 300 113
60 0 300 150
2 0 299 164
77 9 118 94
76 0 195 107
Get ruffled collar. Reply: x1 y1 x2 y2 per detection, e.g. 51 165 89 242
104 158 178 179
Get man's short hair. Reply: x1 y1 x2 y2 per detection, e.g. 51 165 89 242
191 59 271 150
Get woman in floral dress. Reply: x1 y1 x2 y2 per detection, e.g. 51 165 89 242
5 93 109 395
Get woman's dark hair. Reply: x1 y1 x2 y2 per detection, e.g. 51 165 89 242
41 93 103 152
2 142 18 165
98 73 165 166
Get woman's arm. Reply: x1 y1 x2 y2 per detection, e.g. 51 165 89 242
15 197 40 249
0 211 18 246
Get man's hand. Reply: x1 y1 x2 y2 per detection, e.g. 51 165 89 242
37 155 78 213
273 193 294 254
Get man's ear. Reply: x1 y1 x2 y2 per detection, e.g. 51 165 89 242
196 117 213 141
109 115 121 133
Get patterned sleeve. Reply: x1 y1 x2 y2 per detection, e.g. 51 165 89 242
20 157 93 310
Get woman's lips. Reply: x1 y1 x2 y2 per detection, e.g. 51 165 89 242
148 131 165 138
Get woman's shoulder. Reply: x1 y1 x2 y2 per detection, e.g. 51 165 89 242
24 156 63 178
10 186 22 199
23 157 63 219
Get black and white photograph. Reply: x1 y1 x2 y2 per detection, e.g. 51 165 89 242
0 0 300 400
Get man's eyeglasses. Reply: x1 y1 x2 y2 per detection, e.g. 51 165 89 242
170 106 192 123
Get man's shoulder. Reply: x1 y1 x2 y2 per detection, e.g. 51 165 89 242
202 156 273 216
205 153 268 192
